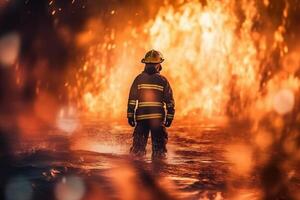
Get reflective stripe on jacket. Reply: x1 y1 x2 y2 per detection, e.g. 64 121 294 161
127 70 175 121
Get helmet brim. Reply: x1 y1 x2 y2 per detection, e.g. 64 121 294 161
141 58 164 64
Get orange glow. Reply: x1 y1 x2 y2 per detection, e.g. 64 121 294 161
1 1 300 200
225 144 254 176
66 0 299 121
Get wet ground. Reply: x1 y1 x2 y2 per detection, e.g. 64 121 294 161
2 119 295 200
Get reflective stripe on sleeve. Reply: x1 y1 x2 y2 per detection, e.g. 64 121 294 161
127 113 134 118
166 114 174 119
128 100 137 106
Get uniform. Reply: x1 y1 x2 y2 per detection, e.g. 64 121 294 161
127 50 175 158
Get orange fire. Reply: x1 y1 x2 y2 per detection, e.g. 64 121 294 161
67 0 298 121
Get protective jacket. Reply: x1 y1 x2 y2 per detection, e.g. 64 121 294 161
127 65 175 122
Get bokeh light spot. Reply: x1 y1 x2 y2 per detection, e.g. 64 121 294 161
56 106 80 134
0 32 20 67
5 176 33 200
272 89 295 115
55 176 85 200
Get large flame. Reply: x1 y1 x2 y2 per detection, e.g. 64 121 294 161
145 0 260 118
67 0 298 120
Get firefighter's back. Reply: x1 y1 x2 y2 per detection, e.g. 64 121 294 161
134 72 167 121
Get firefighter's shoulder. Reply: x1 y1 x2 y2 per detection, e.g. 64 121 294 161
155 73 170 84
133 73 144 82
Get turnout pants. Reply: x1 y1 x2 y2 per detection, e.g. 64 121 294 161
130 119 168 158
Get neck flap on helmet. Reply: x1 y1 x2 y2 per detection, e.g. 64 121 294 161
144 64 162 75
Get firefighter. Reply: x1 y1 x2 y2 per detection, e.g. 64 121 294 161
127 50 175 159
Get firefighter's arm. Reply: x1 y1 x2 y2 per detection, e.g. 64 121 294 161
127 77 138 120
163 80 175 125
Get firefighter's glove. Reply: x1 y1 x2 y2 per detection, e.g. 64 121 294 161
165 119 173 127
128 117 136 127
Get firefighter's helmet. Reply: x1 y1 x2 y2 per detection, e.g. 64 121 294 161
141 50 164 64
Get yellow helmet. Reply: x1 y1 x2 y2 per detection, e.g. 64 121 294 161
141 50 164 64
